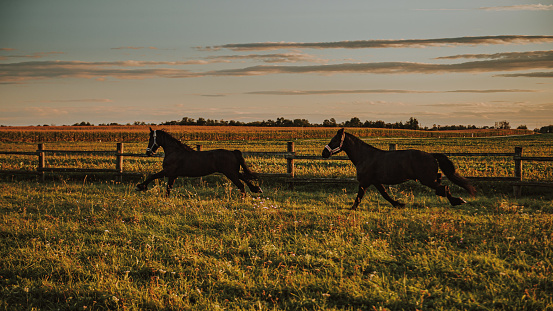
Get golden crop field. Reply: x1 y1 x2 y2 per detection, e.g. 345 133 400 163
0 125 532 142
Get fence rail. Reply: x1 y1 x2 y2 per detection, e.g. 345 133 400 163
1 142 551 196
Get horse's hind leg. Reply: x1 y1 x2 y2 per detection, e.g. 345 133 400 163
420 177 466 206
223 172 247 196
374 184 405 208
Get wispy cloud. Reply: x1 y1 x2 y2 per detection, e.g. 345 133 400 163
2 50 551 82
205 50 553 76
206 52 327 63
111 46 158 50
39 98 113 103
497 71 553 78
246 89 539 96
0 51 64 61
246 89 435 95
199 35 553 51
436 50 553 60
479 4 553 11
0 60 201 82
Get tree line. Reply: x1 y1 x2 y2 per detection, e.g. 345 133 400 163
63 116 549 132
158 116 531 131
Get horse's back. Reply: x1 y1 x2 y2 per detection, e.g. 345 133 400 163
163 149 240 177
358 148 437 184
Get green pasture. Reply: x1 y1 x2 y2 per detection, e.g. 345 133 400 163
1 134 552 310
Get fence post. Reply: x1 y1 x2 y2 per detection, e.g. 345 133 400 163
116 143 124 181
196 144 202 151
389 144 397 151
513 146 523 197
287 141 295 178
37 143 45 181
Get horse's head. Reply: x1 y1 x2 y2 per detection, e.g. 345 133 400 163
322 128 346 158
146 127 160 156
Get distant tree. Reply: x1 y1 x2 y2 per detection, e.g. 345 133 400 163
344 117 363 127
293 119 311 127
323 118 337 127
517 125 528 130
275 117 294 127
495 120 511 129
406 117 419 130
539 125 553 133
73 121 92 126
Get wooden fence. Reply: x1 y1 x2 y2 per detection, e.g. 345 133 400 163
1 142 552 196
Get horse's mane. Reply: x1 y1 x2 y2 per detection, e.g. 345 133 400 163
157 130 195 152
345 132 381 151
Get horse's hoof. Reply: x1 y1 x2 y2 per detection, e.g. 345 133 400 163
393 202 406 208
252 186 263 193
135 184 147 191
450 197 467 206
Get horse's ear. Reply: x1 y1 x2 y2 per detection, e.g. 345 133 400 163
149 127 153 132
338 128 345 135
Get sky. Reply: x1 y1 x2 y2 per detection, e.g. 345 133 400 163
1 0 552 128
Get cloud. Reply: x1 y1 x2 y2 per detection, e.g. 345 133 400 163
246 89 435 95
0 51 64 60
446 89 540 93
415 4 553 11
199 35 553 51
436 50 553 60
246 89 538 96
479 4 553 11
497 71 553 78
39 98 113 103
111 46 158 50
206 52 327 63
2 50 551 82
0 60 202 82
204 50 553 76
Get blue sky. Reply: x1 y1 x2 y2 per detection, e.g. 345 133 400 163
1 0 552 128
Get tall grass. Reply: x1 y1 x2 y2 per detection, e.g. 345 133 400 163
1 131 552 309
1 178 552 310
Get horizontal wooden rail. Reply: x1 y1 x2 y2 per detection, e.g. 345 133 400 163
0 151 39 156
520 156 553 162
1 142 551 198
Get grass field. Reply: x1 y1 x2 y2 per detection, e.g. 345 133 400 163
1 128 552 310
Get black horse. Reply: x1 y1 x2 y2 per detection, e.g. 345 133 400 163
136 128 262 197
322 129 475 209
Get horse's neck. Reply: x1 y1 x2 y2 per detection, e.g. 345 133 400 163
343 135 379 165
159 133 186 154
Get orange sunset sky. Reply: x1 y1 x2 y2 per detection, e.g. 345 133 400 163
1 1 552 128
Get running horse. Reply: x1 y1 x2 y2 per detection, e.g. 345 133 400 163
322 129 475 209
136 128 262 197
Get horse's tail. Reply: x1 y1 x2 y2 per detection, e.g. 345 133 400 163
233 150 258 180
432 153 476 196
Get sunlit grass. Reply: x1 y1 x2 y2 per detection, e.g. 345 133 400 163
1 178 552 310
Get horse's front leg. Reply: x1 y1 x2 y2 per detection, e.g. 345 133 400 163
136 171 166 191
374 184 405 208
351 185 367 210
166 177 176 197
